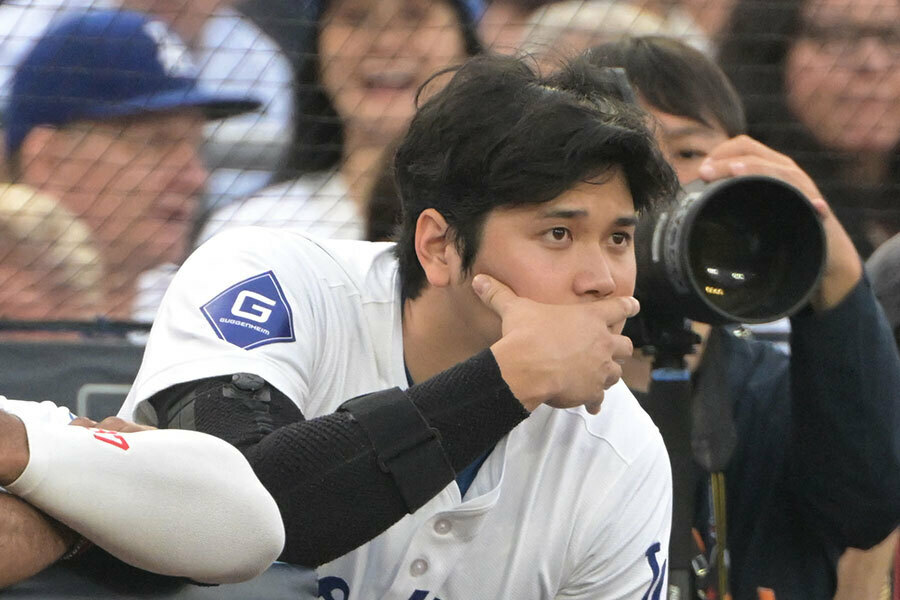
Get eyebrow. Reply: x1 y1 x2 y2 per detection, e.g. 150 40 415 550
664 125 721 138
538 208 589 219
538 208 638 227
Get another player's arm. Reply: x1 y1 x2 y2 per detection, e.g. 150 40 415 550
0 411 76 588
0 407 284 586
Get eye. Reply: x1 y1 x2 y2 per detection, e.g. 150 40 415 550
543 227 572 244
332 7 368 26
399 5 427 22
610 232 633 246
676 148 706 160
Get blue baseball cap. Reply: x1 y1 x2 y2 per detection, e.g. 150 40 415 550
4 9 262 154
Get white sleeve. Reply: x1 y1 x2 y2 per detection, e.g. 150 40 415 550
4 419 285 584
120 227 326 424
559 432 673 599
0 397 75 426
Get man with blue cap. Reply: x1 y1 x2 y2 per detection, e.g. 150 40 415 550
2 8 260 321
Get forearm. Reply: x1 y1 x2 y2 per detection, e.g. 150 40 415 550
5 420 284 584
834 529 898 600
0 493 73 588
0 409 30 486
249 350 528 567
151 349 528 567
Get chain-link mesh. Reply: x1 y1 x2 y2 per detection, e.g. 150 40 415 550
0 0 897 327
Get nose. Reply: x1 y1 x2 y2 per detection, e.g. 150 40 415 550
369 13 407 56
573 249 617 299
854 36 894 72
171 145 209 199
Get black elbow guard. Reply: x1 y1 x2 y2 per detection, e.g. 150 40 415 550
338 387 455 513
149 373 304 450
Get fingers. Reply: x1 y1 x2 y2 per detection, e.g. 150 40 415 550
594 295 641 327
611 331 635 362
69 417 97 428
809 197 832 220
585 394 604 415
698 154 823 203
472 274 520 316
705 135 793 166
94 416 155 433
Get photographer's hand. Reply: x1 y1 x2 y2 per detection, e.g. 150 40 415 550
473 274 639 415
697 135 862 312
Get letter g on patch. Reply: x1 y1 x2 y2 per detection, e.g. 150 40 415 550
201 271 295 349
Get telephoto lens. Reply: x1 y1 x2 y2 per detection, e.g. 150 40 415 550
634 175 826 326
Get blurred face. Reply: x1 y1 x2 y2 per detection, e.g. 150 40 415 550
450 170 638 346
785 0 900 153
643 106 730 184
319 0 469 143
123 0 226 45
26 110 207 272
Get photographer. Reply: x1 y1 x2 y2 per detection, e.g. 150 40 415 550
582 36 900 599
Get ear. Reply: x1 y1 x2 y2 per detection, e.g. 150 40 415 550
414 208 457 288
18 126 60 186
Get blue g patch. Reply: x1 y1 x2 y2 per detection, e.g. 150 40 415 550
201 271 295 350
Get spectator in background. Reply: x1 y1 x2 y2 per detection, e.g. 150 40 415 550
363 140 403 242
586 35 900 599
0 0 294 210
0 185 102 320
197 0 481 244
859 234 900 600
719 0 900 257
866 231 900 345
2 10 260 321
477 0 554 52
517 0 711 70
641 0 738 48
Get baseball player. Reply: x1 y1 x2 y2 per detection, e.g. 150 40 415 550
0 396 285 587
119 54 678 598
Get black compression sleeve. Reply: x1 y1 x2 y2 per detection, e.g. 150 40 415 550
147 349 528 568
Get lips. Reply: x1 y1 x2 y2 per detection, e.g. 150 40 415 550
363 70 416 90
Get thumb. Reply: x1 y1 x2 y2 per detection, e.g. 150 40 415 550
472 274 520 317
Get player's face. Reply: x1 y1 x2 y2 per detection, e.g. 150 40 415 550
785 0 900 153
644 107 730 184
318 0 468 144
453 168 637 345
43 110 207 272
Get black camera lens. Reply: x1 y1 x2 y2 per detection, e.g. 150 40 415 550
634 176 826 326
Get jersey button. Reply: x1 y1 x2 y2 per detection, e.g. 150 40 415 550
434 519 452 535
409 558 429 577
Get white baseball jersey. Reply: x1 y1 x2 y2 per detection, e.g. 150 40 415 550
121 227 673 600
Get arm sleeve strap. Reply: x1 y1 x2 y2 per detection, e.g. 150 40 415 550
338 388 455 513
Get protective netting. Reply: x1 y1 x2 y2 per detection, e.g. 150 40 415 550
0 0 896 326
